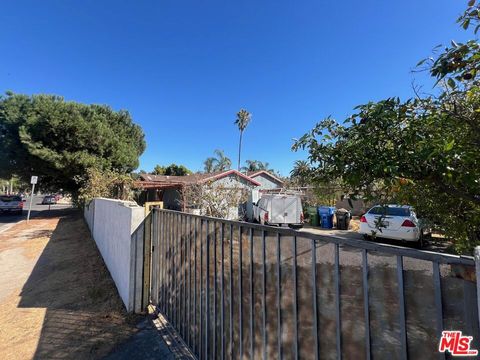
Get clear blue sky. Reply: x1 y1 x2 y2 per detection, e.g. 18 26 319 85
0 0 471 175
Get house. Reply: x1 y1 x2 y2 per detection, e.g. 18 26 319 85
136 170 261 219
247 170 284 191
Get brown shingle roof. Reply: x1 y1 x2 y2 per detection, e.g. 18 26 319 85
139 169 261 186
139 172 211 184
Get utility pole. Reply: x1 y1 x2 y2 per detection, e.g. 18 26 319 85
27 176 38 223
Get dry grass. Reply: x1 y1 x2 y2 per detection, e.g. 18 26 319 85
0 210 139 359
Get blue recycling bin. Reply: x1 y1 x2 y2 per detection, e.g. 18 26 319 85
318 206 335 229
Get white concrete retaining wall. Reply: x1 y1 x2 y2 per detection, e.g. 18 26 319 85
84 198 144 311
84 200 95 232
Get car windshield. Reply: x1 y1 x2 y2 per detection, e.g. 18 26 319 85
369 206 410 216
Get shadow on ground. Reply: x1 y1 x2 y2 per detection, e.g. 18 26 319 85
28 207 76 220
17 209 142 359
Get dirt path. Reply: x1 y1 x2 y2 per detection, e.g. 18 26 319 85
0 210 140 359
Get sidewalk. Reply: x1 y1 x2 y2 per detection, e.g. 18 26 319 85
0 209 174 359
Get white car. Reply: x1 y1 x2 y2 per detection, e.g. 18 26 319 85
359 205 430 247
0 195 24 215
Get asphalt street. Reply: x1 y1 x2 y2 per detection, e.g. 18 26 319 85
0 195 72 232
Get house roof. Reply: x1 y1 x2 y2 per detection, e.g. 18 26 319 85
246 170 284 185
138 169 261 187
139 172 210 185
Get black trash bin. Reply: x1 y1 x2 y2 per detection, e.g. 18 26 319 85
336 208 351 230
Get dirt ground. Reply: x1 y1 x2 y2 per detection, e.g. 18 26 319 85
0 210 140 359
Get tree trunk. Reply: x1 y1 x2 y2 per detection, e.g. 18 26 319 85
238 131 243 171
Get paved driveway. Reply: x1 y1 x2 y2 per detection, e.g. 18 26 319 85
299 224 452 253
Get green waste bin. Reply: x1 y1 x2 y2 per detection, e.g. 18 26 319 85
307 206 319 226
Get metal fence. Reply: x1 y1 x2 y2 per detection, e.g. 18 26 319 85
148 208 479 360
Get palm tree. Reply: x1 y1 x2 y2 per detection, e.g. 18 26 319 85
213 149 232 171
290 160 310 186
234 109 251 171
256 161 274 172
241 160 259 172
204 157 216 173
203 150 232 173
241 160 275 173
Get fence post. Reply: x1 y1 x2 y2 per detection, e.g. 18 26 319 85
142 212 152 310
134 223 145 313
475 246 480 330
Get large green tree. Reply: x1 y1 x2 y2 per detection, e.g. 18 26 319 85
0 92 145 195
293 4 480 253
152 163 192 176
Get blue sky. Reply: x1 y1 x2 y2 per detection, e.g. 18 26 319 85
0 0 471 175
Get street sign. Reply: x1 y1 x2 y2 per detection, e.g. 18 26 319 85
27 176 38 222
